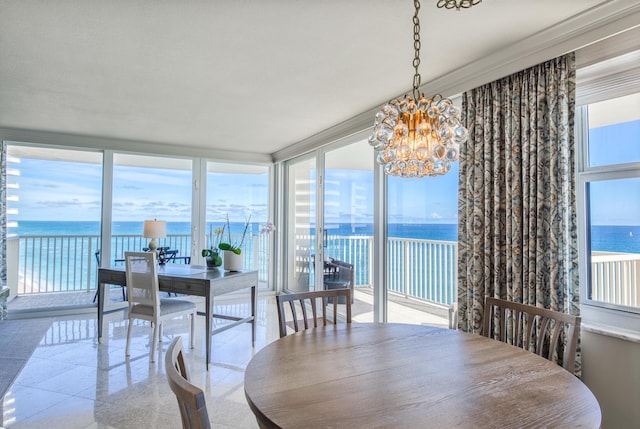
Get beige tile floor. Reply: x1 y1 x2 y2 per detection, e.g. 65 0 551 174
1 292 448 429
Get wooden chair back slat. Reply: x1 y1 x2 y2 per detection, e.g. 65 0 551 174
483 297 581 373
276 289 352 338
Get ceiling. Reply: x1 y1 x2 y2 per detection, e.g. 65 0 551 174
1 0 639 161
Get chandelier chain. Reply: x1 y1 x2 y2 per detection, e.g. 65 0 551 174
436 0 482 11
369 0 474 178
412 0 421 100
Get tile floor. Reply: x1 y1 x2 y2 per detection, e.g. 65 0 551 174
1 292 448 429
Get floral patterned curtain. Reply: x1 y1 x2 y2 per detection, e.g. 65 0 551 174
457 53 580 372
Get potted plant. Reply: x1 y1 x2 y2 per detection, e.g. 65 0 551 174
201 224 224 269
218 214 251 271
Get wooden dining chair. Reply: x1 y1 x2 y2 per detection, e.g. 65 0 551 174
124 251 197 362
165 336 211 429
276 288 352 338
483 297 581 372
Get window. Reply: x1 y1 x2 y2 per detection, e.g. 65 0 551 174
579 92 640 313
205 162 270 287
6 144 103 308
112 154 192 261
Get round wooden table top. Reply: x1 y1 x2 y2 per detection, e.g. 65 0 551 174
244 323 601 429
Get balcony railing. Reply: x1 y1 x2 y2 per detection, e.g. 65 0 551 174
11 233 268 295
591 251 640 307
10 234 639 310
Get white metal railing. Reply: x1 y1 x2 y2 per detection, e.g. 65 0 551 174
18 234 640 310
324 235 458 306
591 251 640 307
13 233 269 295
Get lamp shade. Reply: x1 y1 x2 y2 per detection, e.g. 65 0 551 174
143 219 166 239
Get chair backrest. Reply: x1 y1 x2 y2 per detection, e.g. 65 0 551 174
124 251 160 314
276 288 352 338
483 297 581 372
165 336 211 429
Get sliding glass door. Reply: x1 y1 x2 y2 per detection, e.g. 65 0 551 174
285 155 317 293
283 140 374 321
323 142 374 320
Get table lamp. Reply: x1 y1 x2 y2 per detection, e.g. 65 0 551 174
143 219 166 253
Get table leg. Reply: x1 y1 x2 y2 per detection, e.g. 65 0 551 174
251 284 256 346
205 294 212 370
97 281 104 343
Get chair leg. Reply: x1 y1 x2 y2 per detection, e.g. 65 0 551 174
190 312 195 349
121 286 126 301
125 318 133 357
150 322 158 363
158 321 163 342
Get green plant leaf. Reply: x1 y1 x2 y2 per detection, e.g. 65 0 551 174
218 243 231 251
201 249 211 257
233 248 242 255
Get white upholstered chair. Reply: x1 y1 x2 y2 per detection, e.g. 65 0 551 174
124 252 196 362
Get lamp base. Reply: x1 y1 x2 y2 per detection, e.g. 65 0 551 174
147 238 158 252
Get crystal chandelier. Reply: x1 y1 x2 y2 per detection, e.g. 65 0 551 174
369 0 470 178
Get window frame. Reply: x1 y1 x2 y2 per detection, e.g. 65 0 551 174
576 103 640 337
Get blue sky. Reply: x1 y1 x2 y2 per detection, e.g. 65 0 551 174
11 159 269 223
12 154 636 226
9 118 640 226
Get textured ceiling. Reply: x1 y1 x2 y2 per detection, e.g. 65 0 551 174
1 0 638 158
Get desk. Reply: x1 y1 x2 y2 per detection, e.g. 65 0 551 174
98 265 257 368
244 323 601 428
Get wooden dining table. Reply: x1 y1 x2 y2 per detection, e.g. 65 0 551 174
244 323 601 428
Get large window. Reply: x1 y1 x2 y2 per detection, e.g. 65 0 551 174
6 144 103 308
386 162 458 323
580 92 640 312
111 154 192 263
205 162 270 287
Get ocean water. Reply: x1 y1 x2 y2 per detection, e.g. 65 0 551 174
14 221 459 241
10 221 639 299
13 221 640 253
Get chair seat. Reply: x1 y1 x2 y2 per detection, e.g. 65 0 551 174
131 298 196 317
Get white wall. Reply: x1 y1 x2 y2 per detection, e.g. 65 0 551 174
582 331 640 428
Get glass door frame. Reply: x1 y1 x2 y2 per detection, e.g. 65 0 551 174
282 151 326 293
280 132 387 323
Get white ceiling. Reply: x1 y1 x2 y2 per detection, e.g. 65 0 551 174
1 0 639 161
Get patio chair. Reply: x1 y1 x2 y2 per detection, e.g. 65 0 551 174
322 258 354 304
165 336 211 429
276 288 352 338
124 252 196 362
483 297 581 372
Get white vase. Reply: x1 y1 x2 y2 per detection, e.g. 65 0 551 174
224 250 243 271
